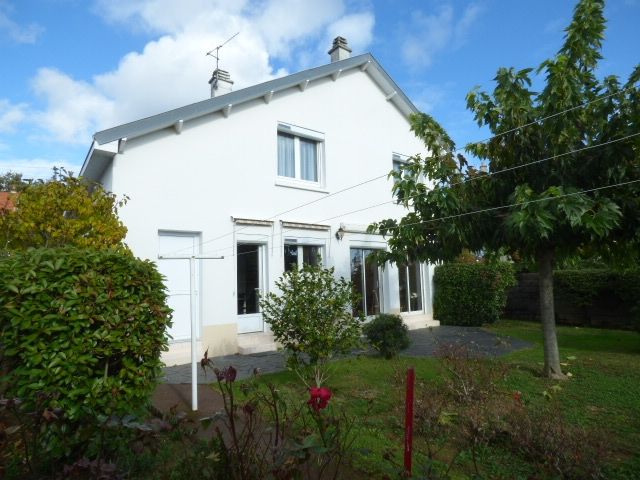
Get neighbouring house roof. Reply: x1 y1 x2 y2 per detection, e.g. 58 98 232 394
0 192 17 212
80 53 418 181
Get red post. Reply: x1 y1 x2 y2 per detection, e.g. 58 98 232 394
404 366 415 476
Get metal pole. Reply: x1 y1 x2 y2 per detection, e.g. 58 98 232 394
157 254 222 412
189 255 198 411
404 366 415 476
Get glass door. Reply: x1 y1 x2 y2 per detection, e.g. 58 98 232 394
237 243 264 333
350 248 382 317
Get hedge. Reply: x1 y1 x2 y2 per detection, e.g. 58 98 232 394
0 247 172 420
434 262 516 326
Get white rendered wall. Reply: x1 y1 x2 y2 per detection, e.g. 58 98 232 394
102 68 435 356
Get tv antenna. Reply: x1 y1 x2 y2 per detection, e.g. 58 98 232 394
206 32 240 70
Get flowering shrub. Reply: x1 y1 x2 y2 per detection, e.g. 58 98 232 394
200 359 362 480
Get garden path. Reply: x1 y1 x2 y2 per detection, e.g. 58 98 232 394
161 326 531 385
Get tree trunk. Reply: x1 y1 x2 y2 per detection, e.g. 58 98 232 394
537 248 566 380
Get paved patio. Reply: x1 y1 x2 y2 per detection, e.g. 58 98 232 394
161 326 532 385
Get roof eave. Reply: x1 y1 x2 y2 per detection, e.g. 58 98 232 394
92 53 418 146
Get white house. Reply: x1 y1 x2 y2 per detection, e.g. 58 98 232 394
80 37 438 364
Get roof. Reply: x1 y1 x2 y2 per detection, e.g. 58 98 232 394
81 53 418 178
0 192 17 212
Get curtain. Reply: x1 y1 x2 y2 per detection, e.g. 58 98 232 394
300 138 318 181
278 133 295 177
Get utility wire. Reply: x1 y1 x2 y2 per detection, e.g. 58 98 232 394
379 178 640 232
160 171 390 257
210 177 640 260
308 132 640 225
467 85 636 148
157 85 638 257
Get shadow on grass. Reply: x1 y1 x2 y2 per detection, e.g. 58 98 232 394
492 320 640 356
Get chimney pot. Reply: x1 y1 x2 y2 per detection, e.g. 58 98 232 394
328 36 352 62
209 68 234 98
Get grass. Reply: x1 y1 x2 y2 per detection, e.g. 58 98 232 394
256 320 640 478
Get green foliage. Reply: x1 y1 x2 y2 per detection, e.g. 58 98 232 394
554 268 640 326
260 263 364 366
363 314 410 359
0 171 31 192
0 168 128 253
372 0 639 267
370 0 639 376
0 247 172 420
434 262 516 326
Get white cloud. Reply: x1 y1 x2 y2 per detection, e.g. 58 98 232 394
0 158 79 180
0 1 43 44
401 2 483 69
0 99 28 133
26 0 375 145
410 83 449 113
252 0 345 58
325 12 375 55
31 68 115 144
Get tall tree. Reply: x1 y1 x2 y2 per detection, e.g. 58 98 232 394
0 168 128 252
371 0 639 379
0 171 31 192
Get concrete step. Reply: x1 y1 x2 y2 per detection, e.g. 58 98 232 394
401 314 440 330
237 332 278 355
238 343 279 355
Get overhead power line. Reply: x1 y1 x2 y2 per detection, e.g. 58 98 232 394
381 178 640 232
206 176 640 260
309 132 640 225
157 85 638 257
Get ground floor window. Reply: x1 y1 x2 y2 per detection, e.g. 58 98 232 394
350 248 381 317
399 261 423 313
237 243 262 314
284 244 322 272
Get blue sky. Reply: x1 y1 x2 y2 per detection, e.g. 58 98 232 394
1 0 638 179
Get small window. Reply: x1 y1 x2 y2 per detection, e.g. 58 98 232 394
392 153 409 174
277 124 324 185
284 244 322 272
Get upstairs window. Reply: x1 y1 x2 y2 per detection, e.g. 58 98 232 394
277 123 324 185
392 153 409 174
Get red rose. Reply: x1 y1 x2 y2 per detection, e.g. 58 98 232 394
308 386 332 411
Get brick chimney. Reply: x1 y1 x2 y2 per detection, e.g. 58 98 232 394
208 68 234 98
328 36 351 62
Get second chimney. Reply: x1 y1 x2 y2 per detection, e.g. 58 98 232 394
328 36 351 62
209 68 234 98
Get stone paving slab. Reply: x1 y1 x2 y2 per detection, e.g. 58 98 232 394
161 326 532 385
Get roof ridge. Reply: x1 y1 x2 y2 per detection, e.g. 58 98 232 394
91 53 416 147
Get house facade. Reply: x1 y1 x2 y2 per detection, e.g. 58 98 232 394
81 38 438 364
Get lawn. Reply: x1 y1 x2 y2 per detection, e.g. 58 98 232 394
255 320 640 479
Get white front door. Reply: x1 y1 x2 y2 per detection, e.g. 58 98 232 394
158 232 200 342
237 243 265 334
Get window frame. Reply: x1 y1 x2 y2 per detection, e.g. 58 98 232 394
276 123 325 189
283 242 323 272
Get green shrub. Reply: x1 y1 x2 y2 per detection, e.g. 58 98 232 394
0 247 172 420
260 264 363 367
434 262 516 326
363 314 410 359
555 268 640 329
